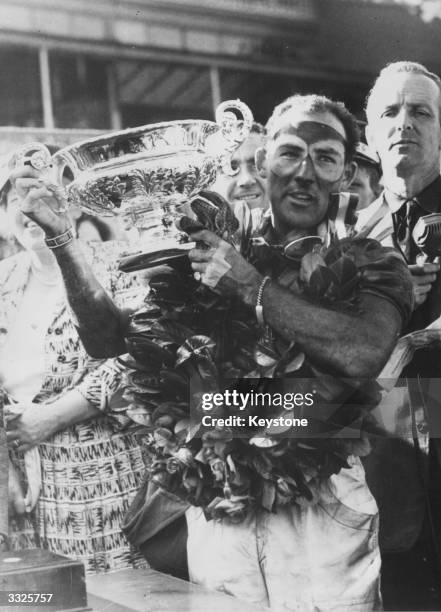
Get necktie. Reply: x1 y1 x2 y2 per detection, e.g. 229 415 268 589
394 199 419 261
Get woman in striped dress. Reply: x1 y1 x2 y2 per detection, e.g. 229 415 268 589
1 179 147 573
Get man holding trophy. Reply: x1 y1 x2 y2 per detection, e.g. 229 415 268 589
10 94 413 611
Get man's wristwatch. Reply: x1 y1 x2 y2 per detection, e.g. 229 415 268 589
44 227 75 249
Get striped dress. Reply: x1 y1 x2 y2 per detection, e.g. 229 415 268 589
0 241 148 573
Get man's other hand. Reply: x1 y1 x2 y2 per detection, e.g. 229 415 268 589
10 166 71 237
409 261 440 307
6 402 58 453
188 229 262 306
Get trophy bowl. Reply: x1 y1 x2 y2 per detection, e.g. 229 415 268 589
37 100 253 268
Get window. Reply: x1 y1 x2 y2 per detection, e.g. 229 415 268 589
0 48 42 126
51 52 110 129
115 60 213 126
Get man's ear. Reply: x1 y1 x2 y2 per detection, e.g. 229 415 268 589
255 147 268 178
341 160 357 190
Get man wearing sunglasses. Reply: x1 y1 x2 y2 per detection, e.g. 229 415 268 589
12 94 413 611
182 95 413 610
188 95 410 384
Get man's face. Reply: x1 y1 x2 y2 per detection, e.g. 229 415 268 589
366 73 441 180
261 109 350 236
226 134 267 210
348 165 379 210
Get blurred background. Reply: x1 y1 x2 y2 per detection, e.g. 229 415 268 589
0 0 441 149
3 0 441 254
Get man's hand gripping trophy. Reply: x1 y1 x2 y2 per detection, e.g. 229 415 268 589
9 143 72 240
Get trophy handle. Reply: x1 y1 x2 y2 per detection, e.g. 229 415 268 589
8 142 69 214
215 99 254 177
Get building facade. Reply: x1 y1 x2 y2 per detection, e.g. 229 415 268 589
1 0 441 132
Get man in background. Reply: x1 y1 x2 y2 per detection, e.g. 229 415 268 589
211 121 268 237
349 142 382 211
213 122 268 228
358 60 441 610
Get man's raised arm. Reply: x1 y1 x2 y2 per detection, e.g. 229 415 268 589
12 166 127 357
50 241 128 357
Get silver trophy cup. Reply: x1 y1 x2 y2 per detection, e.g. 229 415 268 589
9 100 253 268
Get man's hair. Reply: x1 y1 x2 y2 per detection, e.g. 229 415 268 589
250 121 267 136
265 94 359 162
235 121 266 139
365 61 441 123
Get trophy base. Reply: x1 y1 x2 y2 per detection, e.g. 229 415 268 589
118 243 195 273
0 548 90 611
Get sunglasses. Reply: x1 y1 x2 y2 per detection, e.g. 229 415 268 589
272 150 345 183
251 234 323 260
